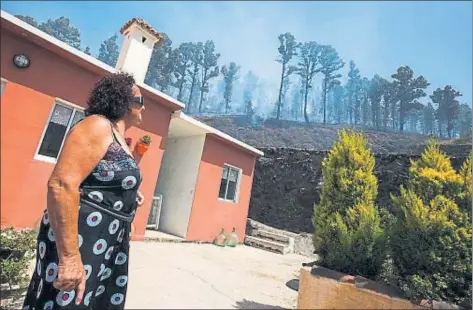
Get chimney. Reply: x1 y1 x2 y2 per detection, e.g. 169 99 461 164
116 18 162 84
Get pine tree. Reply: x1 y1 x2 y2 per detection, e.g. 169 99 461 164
97 34 120 67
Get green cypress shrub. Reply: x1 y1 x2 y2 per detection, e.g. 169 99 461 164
313 129 384 278
388 140 471 307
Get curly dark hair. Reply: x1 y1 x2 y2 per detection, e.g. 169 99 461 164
85 72 136 121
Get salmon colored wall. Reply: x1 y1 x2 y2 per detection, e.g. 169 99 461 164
186 135 257 242
1 83 57 229
1 29 172 241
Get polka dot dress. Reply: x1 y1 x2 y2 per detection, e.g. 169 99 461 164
23 136 141 310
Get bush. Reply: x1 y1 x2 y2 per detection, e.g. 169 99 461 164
313 129 384 278
387 140 472 307
0 227 36 290
458 154 472 218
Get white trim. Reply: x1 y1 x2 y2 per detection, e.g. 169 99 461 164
1 77 7 96
0 10 185 110
55 97 85 111
173 111 264 157
33 100 84 164
218 163 242 204
33 154 58 164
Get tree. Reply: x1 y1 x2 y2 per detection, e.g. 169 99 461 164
457 104 472 139
389 140 471 306
381 80 395 130
38 17 81 49
246 100 254 121
198 40 220 113
290 78 304 121
391 66 429 133
242 71 258 107
221 62 240 114
345 61 362 125
172 42 195 101
295 41 322 123
368 75 384 130
320 46 344 124
97 34 120 67
360 77 370 126
313 129 384 278
186 42 203 113
276 33 299 120
431 86 461 138
423 102 436 135
145 34 176 93
83 46 92 56
15 15 82 50
15 15 38 27
331 84 345 124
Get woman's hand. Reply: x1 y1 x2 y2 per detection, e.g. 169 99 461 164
136 190 145 206
53 255 86 305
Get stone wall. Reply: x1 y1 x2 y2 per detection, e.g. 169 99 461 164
249 145 471 233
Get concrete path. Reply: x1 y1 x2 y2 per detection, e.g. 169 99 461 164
125 242 308 309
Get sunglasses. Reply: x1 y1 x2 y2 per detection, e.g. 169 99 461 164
133 96 144 107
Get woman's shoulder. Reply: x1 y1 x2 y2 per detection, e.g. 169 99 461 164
70 114 112 136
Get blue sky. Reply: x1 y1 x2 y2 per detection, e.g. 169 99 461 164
2 1 472 105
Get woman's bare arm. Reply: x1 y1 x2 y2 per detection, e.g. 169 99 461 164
46 115 112 301
47 115 112 259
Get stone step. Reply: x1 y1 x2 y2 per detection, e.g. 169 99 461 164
250 229 294 246
244 235 291 255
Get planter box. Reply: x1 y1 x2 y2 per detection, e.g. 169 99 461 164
297 266 460 309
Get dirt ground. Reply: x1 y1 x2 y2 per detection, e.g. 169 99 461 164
125 242 308 309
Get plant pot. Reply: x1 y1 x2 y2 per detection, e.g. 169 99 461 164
135 141 149 156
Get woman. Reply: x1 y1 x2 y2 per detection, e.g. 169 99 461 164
23 72 145 310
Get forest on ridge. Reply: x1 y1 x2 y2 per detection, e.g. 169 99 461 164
15 14 472 140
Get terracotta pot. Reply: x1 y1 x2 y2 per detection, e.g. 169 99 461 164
135 141 149 156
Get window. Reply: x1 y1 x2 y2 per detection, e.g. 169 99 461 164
35 101 85 162
218 164 241 202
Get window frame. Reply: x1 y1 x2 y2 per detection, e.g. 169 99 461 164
33 98 85 164
218 163 242 204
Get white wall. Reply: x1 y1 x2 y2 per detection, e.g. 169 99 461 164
155 135 205 238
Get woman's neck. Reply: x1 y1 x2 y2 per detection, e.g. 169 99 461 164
112 119 128 137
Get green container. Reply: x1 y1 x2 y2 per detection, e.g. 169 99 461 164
225 227 239 247
213 228 226 247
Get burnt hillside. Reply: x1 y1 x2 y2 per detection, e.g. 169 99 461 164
251 147 471 233
198 116 469 154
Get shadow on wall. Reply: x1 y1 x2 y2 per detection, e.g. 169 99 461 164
233 299 288 309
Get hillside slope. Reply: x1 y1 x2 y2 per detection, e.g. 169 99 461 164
198 116 469 154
